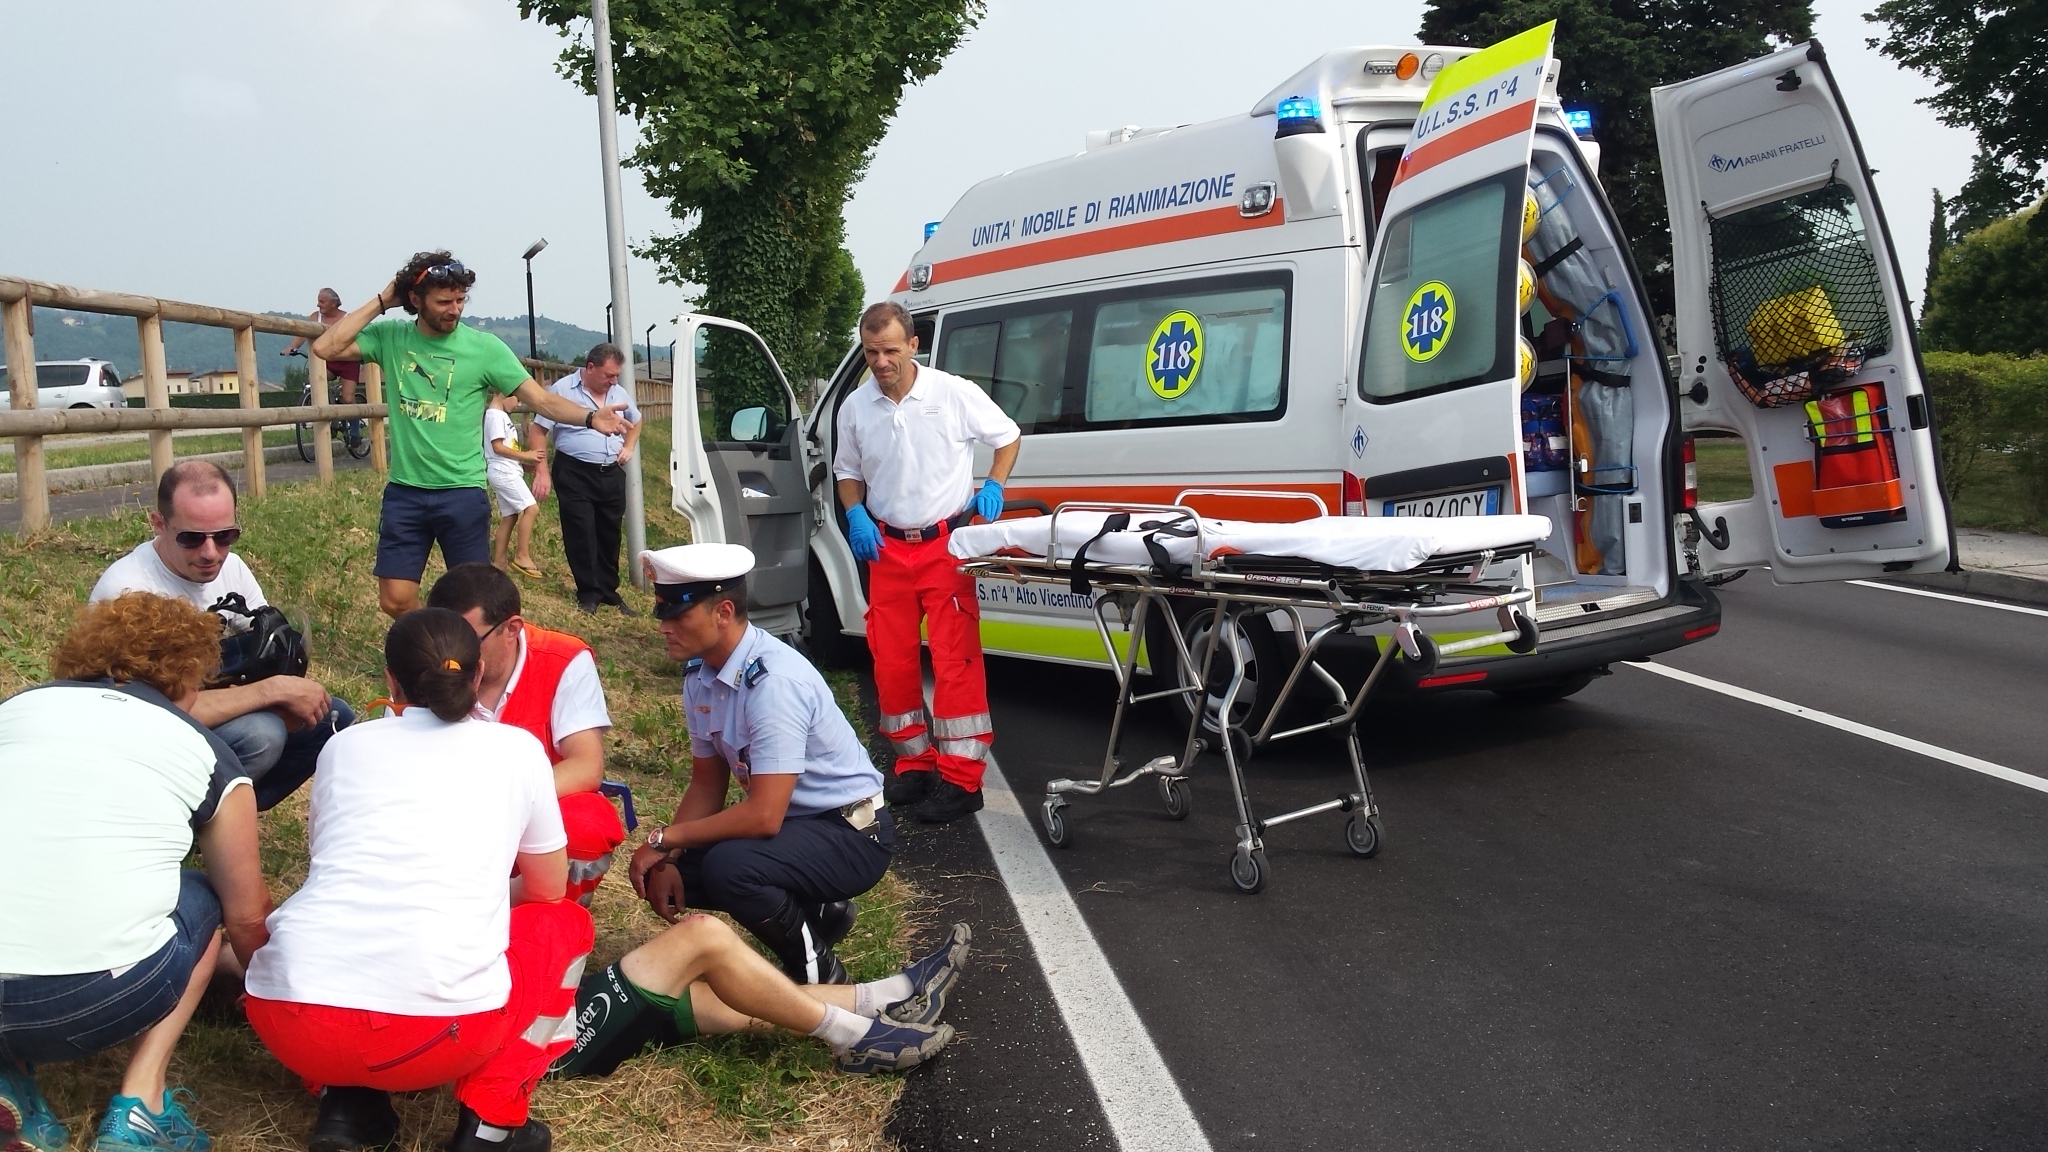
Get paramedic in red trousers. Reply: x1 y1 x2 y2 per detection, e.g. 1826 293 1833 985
833 302 1020 824
427 562 626 905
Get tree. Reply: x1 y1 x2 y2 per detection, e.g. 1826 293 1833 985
1866 0 2048 234
519 0 981 419
1921 203 2048 355
1418 1 1815 317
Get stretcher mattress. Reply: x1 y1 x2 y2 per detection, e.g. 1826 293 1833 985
948 512 1552 574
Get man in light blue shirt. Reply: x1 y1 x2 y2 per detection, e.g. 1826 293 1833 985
533 343 643 614
628 543 889 984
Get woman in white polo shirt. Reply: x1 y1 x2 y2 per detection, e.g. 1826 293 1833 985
243 608 592 1152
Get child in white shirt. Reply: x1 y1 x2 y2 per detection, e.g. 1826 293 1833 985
483 393 542 577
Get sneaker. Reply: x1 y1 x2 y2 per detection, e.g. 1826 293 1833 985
92 1089 209 1151
444 1105 549 1152
835 1018 955 1074
308 1087 398 1152
884 922 972 1026
883 769 936 808
913 779 984 824
0 1065 69 1152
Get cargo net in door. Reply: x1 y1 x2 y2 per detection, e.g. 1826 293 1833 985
1707 182 1892 408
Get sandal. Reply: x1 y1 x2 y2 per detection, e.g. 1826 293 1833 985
511 561 543 579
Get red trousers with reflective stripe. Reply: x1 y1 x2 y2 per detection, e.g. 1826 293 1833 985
866 531 993 790
245 900 593 1127
559 791 626 906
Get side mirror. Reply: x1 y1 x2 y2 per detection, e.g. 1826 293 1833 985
728 406 771 442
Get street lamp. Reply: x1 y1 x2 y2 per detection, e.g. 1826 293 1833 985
605 303 614 345
667 340 676 383
521 239 548 360
645 323 656 373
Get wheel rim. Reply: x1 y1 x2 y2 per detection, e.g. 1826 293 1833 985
1181 610 1260 733
1230 850 1263 891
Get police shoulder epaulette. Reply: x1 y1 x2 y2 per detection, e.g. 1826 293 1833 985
742 655 769 687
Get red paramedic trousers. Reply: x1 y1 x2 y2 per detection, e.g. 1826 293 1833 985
866 530 994 790
245 900 594 1128
558 791 626 906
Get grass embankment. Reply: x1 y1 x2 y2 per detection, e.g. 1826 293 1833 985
1693 436 2048 535
1 430 300 473
0 427 914 1151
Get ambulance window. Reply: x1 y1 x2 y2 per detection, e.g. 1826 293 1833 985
1354 137 1404 237
1359 174 1516 401
938 311 1075 428
940 322 999 389
912 314 937 365
1705 182 1891 387
1085 284 1286 423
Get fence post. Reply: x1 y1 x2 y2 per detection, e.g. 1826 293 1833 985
364 362 388 474
136 314 173 480
309 355 334 484
2 296 46 532
233 325 265 497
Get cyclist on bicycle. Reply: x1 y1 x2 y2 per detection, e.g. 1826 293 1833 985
283 289 361 404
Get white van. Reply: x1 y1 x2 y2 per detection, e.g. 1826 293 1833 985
668 36 1954 723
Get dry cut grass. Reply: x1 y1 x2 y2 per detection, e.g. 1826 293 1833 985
0 436 916 1151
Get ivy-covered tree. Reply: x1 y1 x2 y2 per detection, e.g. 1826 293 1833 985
1418 0 1815 317
1922 204 2048 355
520 0 982 416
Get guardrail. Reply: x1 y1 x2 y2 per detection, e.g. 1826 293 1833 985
0 275 640 533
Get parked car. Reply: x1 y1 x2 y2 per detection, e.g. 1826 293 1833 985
0 359 125 410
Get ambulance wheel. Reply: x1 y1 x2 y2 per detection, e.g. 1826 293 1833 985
1491 670 1594 705
1152 603 1283 738
1159 776 1190 820
1344 812 1383 859
1229 847 1268 894
1041 800 1071 848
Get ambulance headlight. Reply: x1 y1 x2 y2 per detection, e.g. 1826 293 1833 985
908 264 933 291
1239 181 1277 218
1274 95 1324 138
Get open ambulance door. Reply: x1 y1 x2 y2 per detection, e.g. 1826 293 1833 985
1352 23 1554 584
666 314 818 637
1655 42 1955 583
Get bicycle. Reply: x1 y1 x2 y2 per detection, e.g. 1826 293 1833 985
288 351 370 463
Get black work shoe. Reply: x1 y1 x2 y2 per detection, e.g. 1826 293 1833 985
914 779 985 824
445 1105 549 1152
602 593 639 617
809 900 857 953
310 1086 399 1152
576 599 599 615
884 769 936 808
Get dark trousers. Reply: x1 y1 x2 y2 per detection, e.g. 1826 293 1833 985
677 812 894 927
551 453 626 604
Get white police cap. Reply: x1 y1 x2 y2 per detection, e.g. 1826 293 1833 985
640 543 754 619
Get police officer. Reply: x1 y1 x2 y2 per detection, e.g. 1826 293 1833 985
629 543 890 985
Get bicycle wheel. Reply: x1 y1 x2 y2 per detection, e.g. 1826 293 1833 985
295 386 315 463
344 419 370 459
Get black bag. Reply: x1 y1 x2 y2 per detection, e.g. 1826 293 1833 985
208 592 309 686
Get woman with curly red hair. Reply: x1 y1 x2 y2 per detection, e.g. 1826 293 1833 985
0 593 272 1152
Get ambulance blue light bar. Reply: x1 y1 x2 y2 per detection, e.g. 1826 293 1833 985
1563 107 1594 137
1275 94 1325 138
923 221 941 240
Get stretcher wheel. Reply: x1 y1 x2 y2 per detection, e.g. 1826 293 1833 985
1229 847 1268 894
1041 800 1071 848
1159 776 1190 820
1344 812 1383 859
1223 726 1254 767
1506 611 1540 655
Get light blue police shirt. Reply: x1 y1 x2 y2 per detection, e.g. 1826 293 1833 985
533 368 642 465
683 624 883 818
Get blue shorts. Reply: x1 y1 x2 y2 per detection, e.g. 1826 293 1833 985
0 871 221 1066
374 483 492 582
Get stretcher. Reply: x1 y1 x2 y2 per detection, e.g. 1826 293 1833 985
948 495 1551 893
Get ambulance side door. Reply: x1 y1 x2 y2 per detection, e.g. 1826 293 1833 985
1656 41 1955 581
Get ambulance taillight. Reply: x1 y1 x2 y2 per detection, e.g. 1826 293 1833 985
1342 471 1365 516
1682 435 1699 510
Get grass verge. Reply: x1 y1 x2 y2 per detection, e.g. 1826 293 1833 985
0 425 915 1151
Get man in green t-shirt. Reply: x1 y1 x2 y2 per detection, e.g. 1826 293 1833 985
314 250 630 618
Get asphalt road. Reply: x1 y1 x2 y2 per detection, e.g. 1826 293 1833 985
890 576 2048 1151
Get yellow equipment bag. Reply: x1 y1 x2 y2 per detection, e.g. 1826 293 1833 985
1746 285 1845 368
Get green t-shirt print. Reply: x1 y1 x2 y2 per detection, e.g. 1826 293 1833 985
355 320 529 489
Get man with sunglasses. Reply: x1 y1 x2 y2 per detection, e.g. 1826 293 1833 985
90 461 353 810
312 250 631 619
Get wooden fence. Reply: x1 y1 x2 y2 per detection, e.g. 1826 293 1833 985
0 275 663 533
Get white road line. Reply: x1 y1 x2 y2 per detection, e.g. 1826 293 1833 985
1626 660 2048 796
1848 578 2048 618
975 751 1215 1152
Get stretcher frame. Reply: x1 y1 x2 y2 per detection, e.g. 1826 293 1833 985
957 499 1540 894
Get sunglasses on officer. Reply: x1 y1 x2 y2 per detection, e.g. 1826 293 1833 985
172 527 242 550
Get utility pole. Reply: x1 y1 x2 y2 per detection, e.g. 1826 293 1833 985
522 238 548 360
592 0 646 586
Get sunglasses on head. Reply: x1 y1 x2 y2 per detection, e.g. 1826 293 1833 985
412 261 469 288
172 527 241 550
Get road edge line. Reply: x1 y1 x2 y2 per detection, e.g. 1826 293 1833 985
1850 578 2048 618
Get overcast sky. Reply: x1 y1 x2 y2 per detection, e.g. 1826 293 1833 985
0 0 1974 355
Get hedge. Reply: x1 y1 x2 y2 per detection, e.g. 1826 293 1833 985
1923 351 2048 512
126 392 303 409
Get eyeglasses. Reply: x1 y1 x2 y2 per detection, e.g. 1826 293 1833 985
412 260 469 288
172 527 241 550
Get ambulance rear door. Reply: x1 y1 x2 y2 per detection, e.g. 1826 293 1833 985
1655 41 1955 582
1350 22 1554 560
667 314 817 635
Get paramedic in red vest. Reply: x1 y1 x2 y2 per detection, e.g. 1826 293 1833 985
833 302 1020 824
427 562 625 904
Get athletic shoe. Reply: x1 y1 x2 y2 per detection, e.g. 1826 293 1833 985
913 780 984 824
0 1065 69 1152
883 922 972 1026
308 1087 398 1152
883 769 936 808
835 1018 955 1074
444 1105 549 1152
91 1089 209 1151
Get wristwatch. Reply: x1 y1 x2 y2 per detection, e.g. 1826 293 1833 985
647 824 667 850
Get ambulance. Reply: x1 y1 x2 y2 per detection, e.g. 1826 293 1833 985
667 27 1955 727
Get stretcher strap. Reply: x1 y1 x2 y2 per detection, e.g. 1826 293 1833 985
1532 235 1583 279
1138 515 1198 576
1069 513 1131 595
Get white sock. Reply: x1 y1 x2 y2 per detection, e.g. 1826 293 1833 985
810 1004 872 1052
472 1122 511 1143
852 974 916 1016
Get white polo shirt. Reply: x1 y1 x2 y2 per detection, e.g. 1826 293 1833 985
473 628 611 752
832 364 1020 529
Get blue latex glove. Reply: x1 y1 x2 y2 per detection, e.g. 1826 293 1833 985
974 478 1005 523
845 504 882 562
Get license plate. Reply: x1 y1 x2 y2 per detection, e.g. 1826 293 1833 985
1383 486 1501 518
